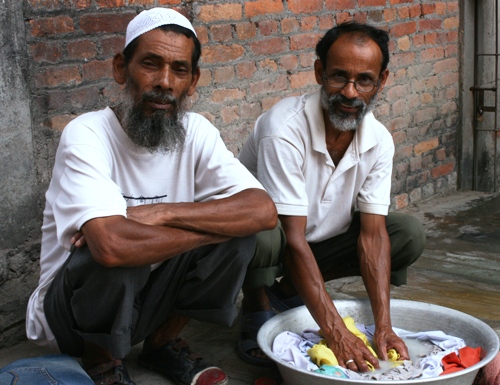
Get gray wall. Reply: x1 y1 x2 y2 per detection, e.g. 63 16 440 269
0 0 43 346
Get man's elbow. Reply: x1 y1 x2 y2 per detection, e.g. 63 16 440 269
88 239 125 268
257 193 279 231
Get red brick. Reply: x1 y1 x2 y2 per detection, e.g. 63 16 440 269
424 32 437 45
67 40 97 60
290 71 317 89
202 45 245 64
290 33 322 51
250 37 288 55
157 0 182 4
434 57 457 73
386 84 409 102
419 19 442 31
390 0 413 4
214 67 235 84
444 17 459 29
367 10 383 23
96 0 125 7
259 58 278 72
240 102 262 120
447 2 459 14
421 48 445 62
73 0 92 8
211 24 233 42
236 22 257 40
259 20 279 36
244 0 284 18
280 55 299 72
69 86 101 109
101 36 125 57
221 106 239 124
441 101 457 114
300 52 316 68
336 12 354 24
445 44 458 58
390 21 416 37
391 52 416 68
211 88 245 103
415 107 437 124
353 12 368 23
288 0 322 13
198 4 242 22
436 148 446 161
431 163 454 179
262 96 282 111
195 27 209 45
395 194 409 210
36 66 82 88
197 68 212 87
80 13 134 34
249 75 288 96
390 116 412 131
435 2 447 15
30 16 74 37
29 0 72 10
384 8 397 23
30 42 62 63
45 114 78 131
128 0 155 4
326 0 355 10
397 7 410 19
82 58 114 81
412 34 424 47
392 131 407 145
442 72 458 86
319 14 335 30
409 4 422 17
236 62 257 79
359 0 386 5
282 18 300 34
301 16 318 31
421 4 435 15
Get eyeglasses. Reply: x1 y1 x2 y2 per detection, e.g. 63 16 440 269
322 73 380 93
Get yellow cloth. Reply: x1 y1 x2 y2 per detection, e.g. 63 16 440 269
307 342 338 366
307 316 377 370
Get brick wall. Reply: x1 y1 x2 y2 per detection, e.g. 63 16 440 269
25 0 459 209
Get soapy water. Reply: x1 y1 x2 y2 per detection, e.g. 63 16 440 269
370 338 434 375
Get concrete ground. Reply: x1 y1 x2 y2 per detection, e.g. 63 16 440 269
0 190 499 384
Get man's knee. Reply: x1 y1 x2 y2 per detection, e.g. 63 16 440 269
387 212 426 276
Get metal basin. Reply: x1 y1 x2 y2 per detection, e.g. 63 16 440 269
257 299 499 385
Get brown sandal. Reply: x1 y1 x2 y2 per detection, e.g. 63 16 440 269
87 359 136 385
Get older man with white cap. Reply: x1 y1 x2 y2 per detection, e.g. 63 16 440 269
25 7 277 385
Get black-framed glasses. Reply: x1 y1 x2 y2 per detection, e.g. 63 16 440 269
322 73 380 93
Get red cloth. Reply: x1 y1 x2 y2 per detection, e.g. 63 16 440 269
441 346 482 375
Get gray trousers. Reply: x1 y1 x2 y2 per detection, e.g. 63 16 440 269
44 235 256 359
244 212 426 288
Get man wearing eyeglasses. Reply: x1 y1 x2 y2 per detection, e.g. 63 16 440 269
237 22 425 370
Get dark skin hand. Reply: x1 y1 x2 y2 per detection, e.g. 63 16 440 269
279 213 408 372
72 188 277 268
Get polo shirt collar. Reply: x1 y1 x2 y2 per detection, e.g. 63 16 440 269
305 90 383 156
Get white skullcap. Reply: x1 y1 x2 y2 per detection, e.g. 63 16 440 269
125 8 197 48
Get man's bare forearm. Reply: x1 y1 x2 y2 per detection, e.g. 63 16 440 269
127 188 277 237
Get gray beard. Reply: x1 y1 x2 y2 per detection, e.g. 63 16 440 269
117 80 188 154
320 87 377 132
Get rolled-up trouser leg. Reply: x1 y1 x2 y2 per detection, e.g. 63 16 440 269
308 212 426 286
242 223 285 289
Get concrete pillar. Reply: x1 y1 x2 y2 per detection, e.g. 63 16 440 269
0 0 42 346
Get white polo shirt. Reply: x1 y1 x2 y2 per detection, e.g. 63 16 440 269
238 90 394 243
27 107 264 350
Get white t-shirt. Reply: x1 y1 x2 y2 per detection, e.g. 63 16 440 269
238 90 394 243
26 107 264 350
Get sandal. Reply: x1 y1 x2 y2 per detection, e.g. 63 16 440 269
237 309 276 367
138 339 227 385
87 359 136 385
